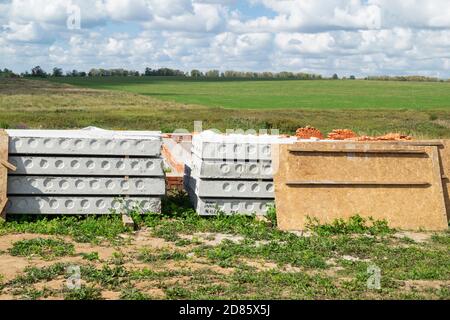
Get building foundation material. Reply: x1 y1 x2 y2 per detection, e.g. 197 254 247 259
7 196 161 215
9 156 164 177
185 131 295 215
5 128 164 215
7 176 165 195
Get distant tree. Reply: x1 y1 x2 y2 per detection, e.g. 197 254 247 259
349 75 356 80
31 66 46 77
191 69 202 78
144 67 153 76
332 73 339 80
52 67 63 77
205 70 220 78
88 68 102 77
0 68 16 78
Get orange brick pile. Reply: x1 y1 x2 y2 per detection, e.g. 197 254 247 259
294 126 413 142
327 129 358 140
296 126 324 140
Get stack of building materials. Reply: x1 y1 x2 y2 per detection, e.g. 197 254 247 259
185 130 297 215
5 127 165 215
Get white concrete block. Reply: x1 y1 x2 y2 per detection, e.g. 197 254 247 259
7 129 161 156
8 176 166 195
192 130 297 160
187 190 272 216
7 196 161 214
185 175 274 199
188 155 273 179
9 156 164 177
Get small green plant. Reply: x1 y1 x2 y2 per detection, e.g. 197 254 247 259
431 232 450 245
9 238 75 259
81 252 100 261
165 286 191 299
120 288 152 300
111 251 125 265
265 204 277 227
138 249 187 263
306 215 393 236
82 264 129 289
64 285 102 300
12 263 68 285
0 215 131 244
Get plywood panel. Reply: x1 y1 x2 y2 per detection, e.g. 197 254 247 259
274 142 449 231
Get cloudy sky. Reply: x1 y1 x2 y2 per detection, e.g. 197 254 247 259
1 0 450 77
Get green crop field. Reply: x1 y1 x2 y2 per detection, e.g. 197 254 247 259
1 78 450 138
49 76 450 110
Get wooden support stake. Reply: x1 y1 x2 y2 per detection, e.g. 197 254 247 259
0 159 16 172
122 214 135 229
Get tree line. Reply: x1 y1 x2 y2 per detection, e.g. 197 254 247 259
1 66 448 82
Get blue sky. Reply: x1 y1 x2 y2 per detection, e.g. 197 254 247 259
1 0 450 77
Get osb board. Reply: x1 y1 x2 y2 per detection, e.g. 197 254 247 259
0 130 8 218
274 142 449 231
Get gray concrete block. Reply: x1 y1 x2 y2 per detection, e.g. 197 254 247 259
8 134 161 156
9 156 164 177
7 196 161 214
192 130 296 160
185 174 274 198
192 141 277 161
8 176 166 195
186 188 272 216
188 155 273 179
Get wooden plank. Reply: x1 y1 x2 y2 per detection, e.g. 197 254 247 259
0 130 9 219
286 181 431 186
289 148 427 154
274 142 449 231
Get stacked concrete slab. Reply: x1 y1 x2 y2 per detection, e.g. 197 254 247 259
5 127 165 214
185 131 297 215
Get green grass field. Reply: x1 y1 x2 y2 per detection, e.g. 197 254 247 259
1 78 450 138
50 76 450 110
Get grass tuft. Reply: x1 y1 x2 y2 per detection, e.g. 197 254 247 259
9 238 75 260
306 215 393 236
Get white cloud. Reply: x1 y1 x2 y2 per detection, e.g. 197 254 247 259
104 0 152 21
144 3 227 33
0 0 449 77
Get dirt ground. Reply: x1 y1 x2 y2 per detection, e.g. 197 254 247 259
0 225 449 300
